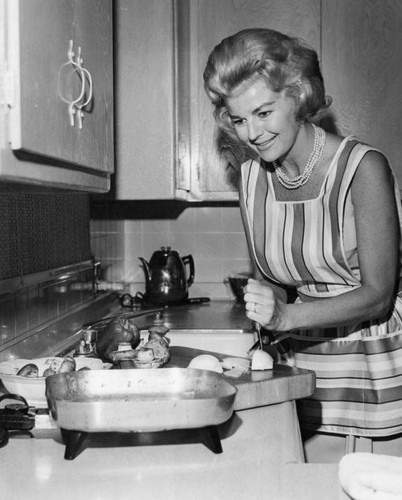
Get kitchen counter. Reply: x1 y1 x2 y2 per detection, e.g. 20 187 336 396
0 295 252 363
0 403 348 500
153 300 253 331
0 298 348 499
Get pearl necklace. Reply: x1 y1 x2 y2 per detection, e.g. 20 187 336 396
273 124 326 190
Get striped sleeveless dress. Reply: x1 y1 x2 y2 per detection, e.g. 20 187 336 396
240 136 402 437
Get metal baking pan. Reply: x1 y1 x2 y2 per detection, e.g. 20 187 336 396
45 368 237 433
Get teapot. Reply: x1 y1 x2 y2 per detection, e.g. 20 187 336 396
139 247 195 305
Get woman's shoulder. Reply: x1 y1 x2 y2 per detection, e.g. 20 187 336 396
325 132 388 170
347 138 395 200
328 132 385 156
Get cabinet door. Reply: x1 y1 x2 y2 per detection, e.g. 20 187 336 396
321 0 402 189
112 0 176 200
176 0 320 200
7 0 113 175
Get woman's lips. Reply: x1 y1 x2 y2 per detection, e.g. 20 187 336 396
253 135 276 151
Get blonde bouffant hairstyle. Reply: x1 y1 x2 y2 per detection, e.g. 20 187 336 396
203 28 331 139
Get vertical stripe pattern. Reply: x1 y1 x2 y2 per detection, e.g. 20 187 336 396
240 137 402 436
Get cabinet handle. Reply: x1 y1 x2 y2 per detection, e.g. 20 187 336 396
58 40 93 129
75 66 93 129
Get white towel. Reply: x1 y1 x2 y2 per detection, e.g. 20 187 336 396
339 452 402 500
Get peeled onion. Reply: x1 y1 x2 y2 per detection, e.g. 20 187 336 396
251 350 274 371
188 354 223 374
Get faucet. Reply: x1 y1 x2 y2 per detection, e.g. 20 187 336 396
77 309 166 356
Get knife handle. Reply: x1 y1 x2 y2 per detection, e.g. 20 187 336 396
187 297 210 304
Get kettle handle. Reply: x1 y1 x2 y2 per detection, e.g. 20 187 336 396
182 254 195 287
138 257 152 283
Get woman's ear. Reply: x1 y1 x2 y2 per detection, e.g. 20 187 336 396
296 81 313 120
299 82 312 101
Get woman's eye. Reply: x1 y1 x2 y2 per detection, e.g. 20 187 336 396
231 118 246 127
258 110 271 118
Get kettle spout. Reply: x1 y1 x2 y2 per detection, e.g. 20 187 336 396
139 257 151 282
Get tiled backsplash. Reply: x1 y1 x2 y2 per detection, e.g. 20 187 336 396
0 186 95 353
0 187 92 279
90 202 252 299
0 190 251 354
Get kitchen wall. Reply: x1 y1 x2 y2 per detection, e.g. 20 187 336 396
90 201 251 299
0 185 94 353
0 190 249 354
0 187 91 280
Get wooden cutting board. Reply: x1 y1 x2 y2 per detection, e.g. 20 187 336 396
167 346 316 411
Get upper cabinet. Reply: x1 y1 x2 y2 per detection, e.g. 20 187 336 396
112 0 176 200
321 0 402 190
176 0 320 200
112 0 319 200
111 0 402 201
0 0 113 192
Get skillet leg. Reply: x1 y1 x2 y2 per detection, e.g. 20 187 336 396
202 425 222 454
61 428 88 460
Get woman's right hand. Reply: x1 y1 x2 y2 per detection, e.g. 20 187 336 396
243 278 287 331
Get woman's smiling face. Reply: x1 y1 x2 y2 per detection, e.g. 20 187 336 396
225 77 300 163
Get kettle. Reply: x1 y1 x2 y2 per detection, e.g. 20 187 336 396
139 247 195 305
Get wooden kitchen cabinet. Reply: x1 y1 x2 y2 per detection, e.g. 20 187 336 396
0 0 113 192
176 0 320 201
190 0 402 199
111 0 319 200
321 0 402 190
113 0 402 201
111 0 176 200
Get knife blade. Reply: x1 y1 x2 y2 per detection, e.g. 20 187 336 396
256 322 263 350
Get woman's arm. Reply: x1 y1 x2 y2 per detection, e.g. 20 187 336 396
244 151 401 331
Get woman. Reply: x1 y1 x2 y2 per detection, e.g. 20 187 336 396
204 28 402 459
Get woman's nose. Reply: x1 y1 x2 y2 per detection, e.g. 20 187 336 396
247 121 263 142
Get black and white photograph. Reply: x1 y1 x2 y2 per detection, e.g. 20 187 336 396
1 1 402 499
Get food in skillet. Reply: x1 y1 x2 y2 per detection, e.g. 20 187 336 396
96 316 141 362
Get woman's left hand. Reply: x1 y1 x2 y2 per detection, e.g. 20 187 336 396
243 279 286 330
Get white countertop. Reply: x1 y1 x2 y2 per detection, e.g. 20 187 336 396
0 402 351 500
1 300 348 499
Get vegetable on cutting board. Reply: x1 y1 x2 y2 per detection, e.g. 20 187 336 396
188 354 223 373
187 351 274 377
251 350 274 370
